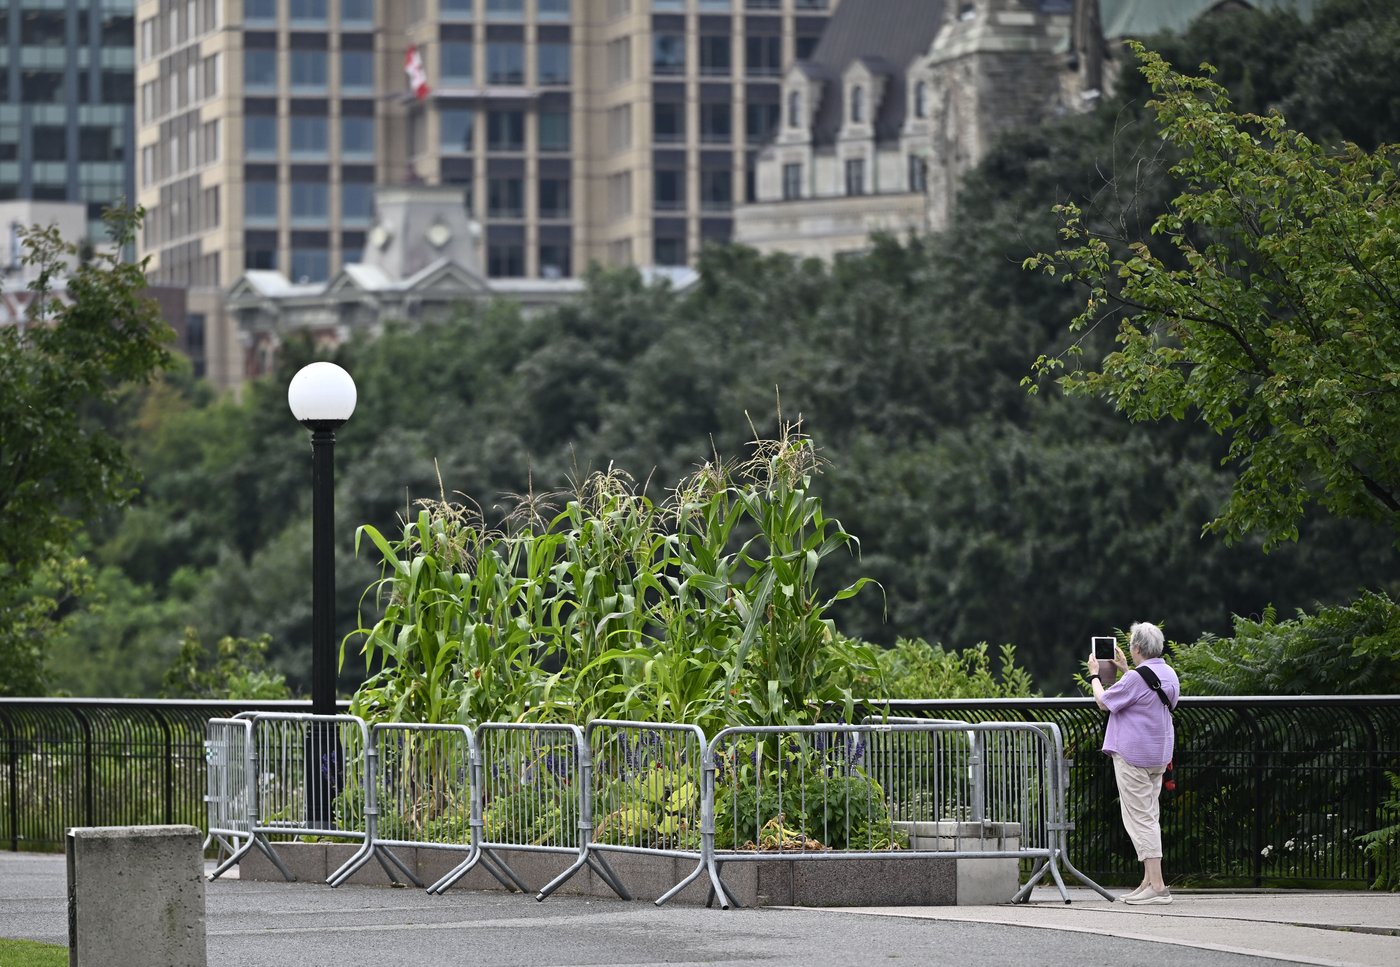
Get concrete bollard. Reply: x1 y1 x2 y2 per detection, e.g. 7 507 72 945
66 825 207 967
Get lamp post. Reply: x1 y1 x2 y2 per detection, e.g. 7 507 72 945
288 361 356 825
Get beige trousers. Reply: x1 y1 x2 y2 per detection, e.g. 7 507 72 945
1112 753 1166 861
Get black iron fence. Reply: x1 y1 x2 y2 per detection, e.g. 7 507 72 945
3 697 1398 888
876 696 1400 887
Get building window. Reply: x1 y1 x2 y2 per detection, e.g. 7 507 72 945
246 0 277 22
441 0 475 14
487 43 524 85
746 101 780 143
290 248 330 282
787 90 801 129
607 172 632 217
186 313 206 376
440 109 474 152
538 43 570 85
33 126 65 162
342 115 375 157
539 243 571 278
539 110 571 151
745 35 781 76
441 43 473 83
538 0 570 20
845 157 865 195
782 162 801 201
291 182 330 222
914 80 929 119
487 0 525 18
850 85 864 124
342 50 374 90
488 242 524 277
290 0 329 24
487 110 525 150
291 50 329 90
700 103 732 143
700 169 732 211
290 116 329 156
21 72 65 104
653 34 684 75
245 115 277 156
245 182 279 224
607 105 631 151
245 50 278 91
908 155 927 193
699 35 730 75
245 246 276 270
487 177 524 218
606 37 632 86
654 170 684 210
343 0 375 25
539 178 571 219
653 236 685 266
796 34 819 60
342 182 374 224
653 102 684 143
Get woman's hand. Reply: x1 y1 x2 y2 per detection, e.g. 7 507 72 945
1087 650 1099 677
1113 643 1129 673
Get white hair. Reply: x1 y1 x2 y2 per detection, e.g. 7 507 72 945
1130 622 1165 659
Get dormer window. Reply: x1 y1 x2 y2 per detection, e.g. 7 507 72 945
914 81 928 119
850 85 864 124
788 89 802 129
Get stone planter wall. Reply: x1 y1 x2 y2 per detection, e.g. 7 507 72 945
236 838 1022 906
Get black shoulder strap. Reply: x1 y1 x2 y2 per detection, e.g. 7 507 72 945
1134 666 1175 711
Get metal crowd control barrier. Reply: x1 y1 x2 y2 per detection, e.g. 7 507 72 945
427 722 625 899
222 712 372 885
327 723 479 888
204 717 254 878
586 720 717 907
705 721 1110 908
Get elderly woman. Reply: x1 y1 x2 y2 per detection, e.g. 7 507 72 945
1088 621 1179 905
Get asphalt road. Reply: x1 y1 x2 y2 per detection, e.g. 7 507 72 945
0 853 1302 967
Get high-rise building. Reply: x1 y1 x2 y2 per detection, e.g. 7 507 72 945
1 1 136 245
133 0 837 388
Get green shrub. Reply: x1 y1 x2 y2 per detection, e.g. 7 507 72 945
858 638 1036 700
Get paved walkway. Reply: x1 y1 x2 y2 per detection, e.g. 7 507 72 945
1 853 1396 967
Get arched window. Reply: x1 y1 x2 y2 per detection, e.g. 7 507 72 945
850 85 864 124
914 80 928 119
787 89 802 129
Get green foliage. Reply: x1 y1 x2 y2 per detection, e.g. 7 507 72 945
863 639 1035 700
346 428 880 731
1172 590 1400 695
159 627 292 700
1358 771 1400 891
0 939 66 967
0 207 174 692
1027 43 1400 548
711 736 905 852
1 554 91 696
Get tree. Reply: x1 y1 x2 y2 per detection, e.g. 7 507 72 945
1026 44 1400 548
0 208 174 694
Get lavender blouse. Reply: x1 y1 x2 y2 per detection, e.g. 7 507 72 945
1101 658 1179 768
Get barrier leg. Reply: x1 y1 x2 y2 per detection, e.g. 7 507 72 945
251 835 296 882
534 851 588 902
327 838 375 887
207 836 255 881
426 850 481 895
704 858 734 910
586 851 632 901
656 857 706 907
375 846 424 888
1058 851 1114 902
1011 858 1050 903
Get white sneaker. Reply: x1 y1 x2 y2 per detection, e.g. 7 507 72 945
1117 884 1151 902
1124 888 1173 905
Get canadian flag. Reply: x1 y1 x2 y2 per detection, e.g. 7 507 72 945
405 44 429 100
